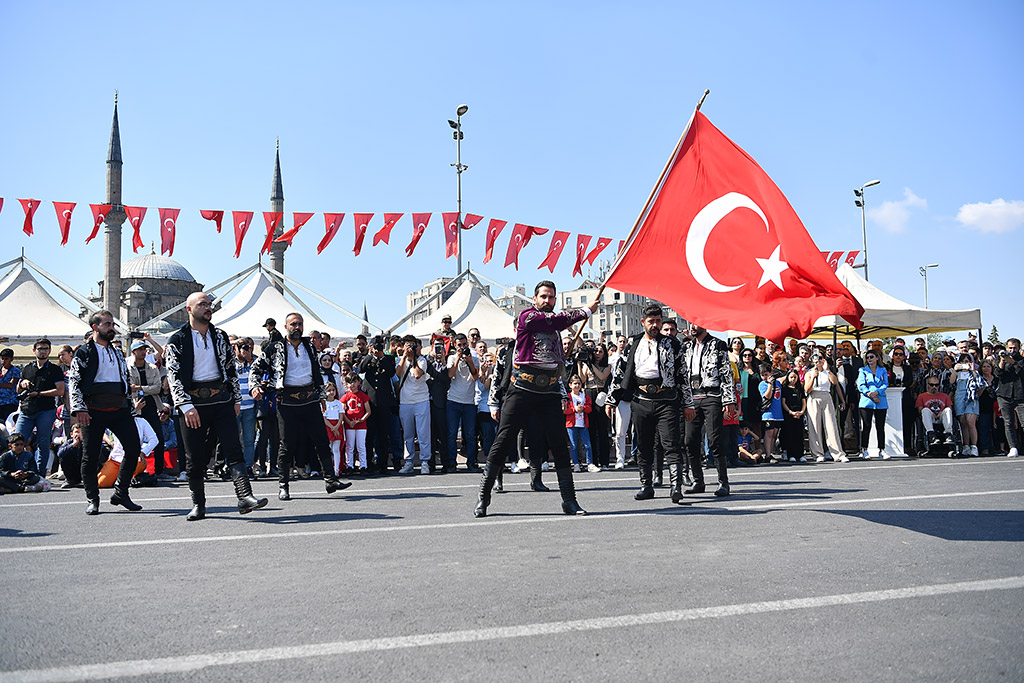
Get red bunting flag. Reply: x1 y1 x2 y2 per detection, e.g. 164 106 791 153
603 110 862 342
18 199 41 236
483 219 507 264
462 213 483 231
539 230 570 273
504 223 548 269
618 240 625 253
200 210 224 233
232 211 254 258
405 213 431 257
442 212 459 258
585 237 612 264
159 208 180 256
86 204 111 243
844 250 860 267
275 212 314 245
826 251 843 271
374 213 403 246
260 212 283 255
0 198 4 216
317 213 345 254
353 213 373 256
53 202 76 246
124 206 147 252
572 234 593 277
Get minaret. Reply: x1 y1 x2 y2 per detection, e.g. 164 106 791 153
103 92 127 315
269 139 286 291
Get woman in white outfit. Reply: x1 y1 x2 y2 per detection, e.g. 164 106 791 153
803 354 848 463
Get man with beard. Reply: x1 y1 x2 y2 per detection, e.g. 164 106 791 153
253 312 352 500
607 305 694 503
683 323 737 497
67 311 143 515
474 280 598 518
165 292 268 521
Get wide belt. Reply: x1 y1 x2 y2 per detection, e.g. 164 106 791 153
637 382 676 400
188 380 229 405
280 384 320 406
511 364 562 392
86 393 129 411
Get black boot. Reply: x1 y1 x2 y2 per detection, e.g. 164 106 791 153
474 462 499 518
556 467 587 515
653 451 664 486
278 484 290 501
186 490 206 521
634 461 655 500
669 463 689 505
529 463 550 492
85 498 100 516
494 470 504 493
110 485 142 512
231 464 268 514
326 477 352 494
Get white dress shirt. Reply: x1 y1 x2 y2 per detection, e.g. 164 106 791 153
94 342 123 383
635 337 660 380
191 328 220 382
283 341 314 386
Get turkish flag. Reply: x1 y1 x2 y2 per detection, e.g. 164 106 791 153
504 223 548 269
86 204 111 243
353 213 373 255
318 213 345 254
604 111 862 342
483 218 507 264
826 251 843 271
405 213 431 257
260 212 283 255
844 250 860 267
585 237 612 265
200 210 224 233
275 212 314 245
462 213 483 231
18 199 41 236
232 211 254 258
572 234 593 277
442 212 459 258
159 208 180 256
538 230 570 273
53 202 76 246
374 213 403 246
124 206 147 252
0 198 3 216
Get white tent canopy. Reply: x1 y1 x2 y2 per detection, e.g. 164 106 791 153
212 271 355 340
0 264 91 343
406 279 514 341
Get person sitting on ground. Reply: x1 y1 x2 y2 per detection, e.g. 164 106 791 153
915 378 955 451
56 423 84 489
736 423 763 465
0 433 49 493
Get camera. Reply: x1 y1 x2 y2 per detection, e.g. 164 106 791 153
460 347 472 357
574 346 592 363
128 331 144 339
372 334 387 352
433 342 446 356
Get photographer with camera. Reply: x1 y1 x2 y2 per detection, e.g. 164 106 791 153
396 335 431 474
16 338 65 476
425 336 453 472
358 335 398 474
995 337 1024 457
447 333 480 472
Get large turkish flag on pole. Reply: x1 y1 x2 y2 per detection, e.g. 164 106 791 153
604 111 863 342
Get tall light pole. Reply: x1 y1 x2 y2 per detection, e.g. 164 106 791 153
853 179 881 281
448 104 469 278
919 263 938 308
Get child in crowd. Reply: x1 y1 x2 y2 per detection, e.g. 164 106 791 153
322 382 346 475
781 369 807 462
759 365 784 463
341 373 372 473
0 434 49 493
564 376 596 473
737 423 763 464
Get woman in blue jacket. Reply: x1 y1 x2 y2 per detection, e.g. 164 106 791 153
857 349 889 459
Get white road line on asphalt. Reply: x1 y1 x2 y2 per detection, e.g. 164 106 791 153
1 575 1022 682
2 488 1022 555
0 457 1017 509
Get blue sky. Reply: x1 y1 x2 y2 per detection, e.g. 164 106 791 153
1 1 1020 339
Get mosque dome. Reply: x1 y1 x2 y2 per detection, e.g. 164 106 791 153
122 252 197 283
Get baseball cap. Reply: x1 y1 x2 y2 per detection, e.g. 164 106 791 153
130 340 148 352
264 318 276 327
441 315 452 322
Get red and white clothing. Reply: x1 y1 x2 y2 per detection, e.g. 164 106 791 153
341 390 371 469
323 398 345 472
563 392 591 428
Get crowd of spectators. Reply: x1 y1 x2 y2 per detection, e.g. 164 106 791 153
2 315 1022 496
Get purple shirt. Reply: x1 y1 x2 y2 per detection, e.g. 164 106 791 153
514 307 590 368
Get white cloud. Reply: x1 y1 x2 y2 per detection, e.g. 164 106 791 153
956 198 1024 234
867 188 927 233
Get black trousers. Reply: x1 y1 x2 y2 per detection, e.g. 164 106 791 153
81 407 141 503
430 402 448 468
782 414 804 459
840 396 861 453
256 412 279 471
859 407 887 449
632 398 683 479
585 388 611 468
996 398 1024 450
277 401 337 484
486 386 571 471
366 404 395 472
139 401 164 475
181 401 244 501
686 396 727 486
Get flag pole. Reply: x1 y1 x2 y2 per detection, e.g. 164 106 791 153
566 89 709 355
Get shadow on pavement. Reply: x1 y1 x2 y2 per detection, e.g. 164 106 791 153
341 492 459 502
161 510 402 525
736 486 866 500
0 527 53 538
821 509 1024 542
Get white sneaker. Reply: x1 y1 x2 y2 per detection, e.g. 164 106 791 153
1008 448 1019 458
971 445 980 456
516 458 531 471
420 462 430 475
863 450 874 460
572 464 580 473
614 462 624 470
798 457 807 463
542 462 550 471
815 456 826 463
510 463 520 474
962 445 971 456
587 463 601 473
177 471 188 481
839 455 850 463
881 452 891 460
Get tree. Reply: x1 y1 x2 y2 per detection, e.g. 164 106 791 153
988 325 1001 345
926 333 944 353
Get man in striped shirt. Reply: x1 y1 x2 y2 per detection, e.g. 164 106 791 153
235 338 258 478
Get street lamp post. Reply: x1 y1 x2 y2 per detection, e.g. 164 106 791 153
853 179 881 281
919 263 938 308
448 104 469 278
